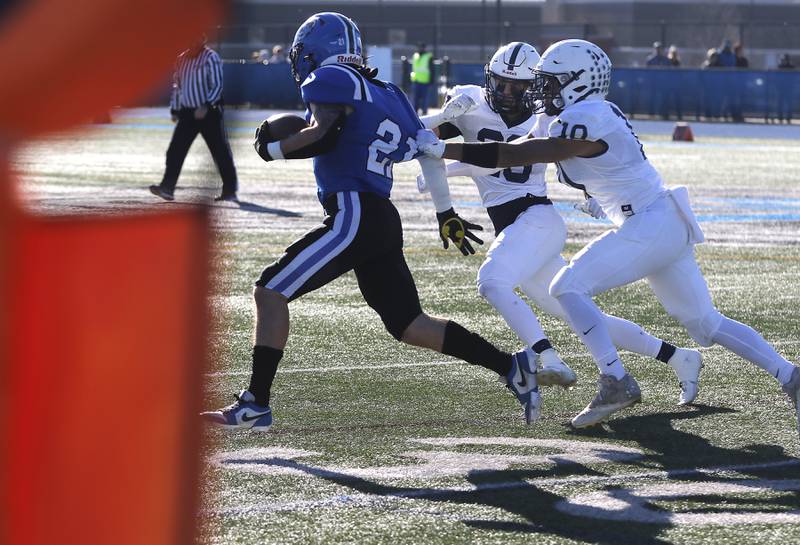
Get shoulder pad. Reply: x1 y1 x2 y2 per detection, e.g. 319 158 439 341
301 65 365 106
549 102 615 141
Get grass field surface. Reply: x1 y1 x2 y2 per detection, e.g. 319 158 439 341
13 108 800 545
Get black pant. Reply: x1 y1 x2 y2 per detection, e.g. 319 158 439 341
256 191 423 340
160 107 237 194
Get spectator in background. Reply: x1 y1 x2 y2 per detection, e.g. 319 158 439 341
646 41 671 67
717 40 736 68
667 45 681 67
702 48 720 69
778 53 795 70
646 42 671 119
701 48 721 119
411 43 434 114
664 45 683 119
268 45 287 64
777 54 795 124
252 48 269 63
734 43 749 68
729 43 748 121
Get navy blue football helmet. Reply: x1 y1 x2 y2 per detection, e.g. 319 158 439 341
289 12 364 85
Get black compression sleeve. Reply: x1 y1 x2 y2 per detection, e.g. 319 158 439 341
459 142 501 168
438 122 462 140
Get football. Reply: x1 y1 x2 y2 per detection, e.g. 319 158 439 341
256 113 309 143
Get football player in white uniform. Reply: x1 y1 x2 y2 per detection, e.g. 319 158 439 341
417 42 703 402
417 39 800 433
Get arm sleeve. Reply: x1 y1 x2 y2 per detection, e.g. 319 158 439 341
205 52 223 105
438 122 462 140
418 156 452 213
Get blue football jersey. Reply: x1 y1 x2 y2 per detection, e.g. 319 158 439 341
300 64 423 202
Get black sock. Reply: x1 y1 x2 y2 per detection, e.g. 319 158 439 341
656 341 677 364
248 345 283 407
442 321 512 377
531 339 553 354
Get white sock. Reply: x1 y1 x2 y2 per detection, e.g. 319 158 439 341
480 283 547 347
557 292 626 379
712 317 796 384
604 314 663 358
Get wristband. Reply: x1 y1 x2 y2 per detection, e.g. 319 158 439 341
266 140 284 160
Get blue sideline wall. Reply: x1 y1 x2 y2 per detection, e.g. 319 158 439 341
154 63 798 120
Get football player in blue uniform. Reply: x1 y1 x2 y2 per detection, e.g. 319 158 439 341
201 12 541 431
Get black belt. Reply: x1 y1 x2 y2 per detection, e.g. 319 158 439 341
486 194 552 235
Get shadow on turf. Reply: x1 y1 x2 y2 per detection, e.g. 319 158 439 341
235 200 302 217
262 404 800 545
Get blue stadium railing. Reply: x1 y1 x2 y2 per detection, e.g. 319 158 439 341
447 64 799 121
172 63 797 122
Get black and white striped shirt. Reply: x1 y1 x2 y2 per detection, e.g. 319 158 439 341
169 47 223 110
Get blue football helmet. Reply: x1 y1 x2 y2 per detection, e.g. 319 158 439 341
289 12 364 85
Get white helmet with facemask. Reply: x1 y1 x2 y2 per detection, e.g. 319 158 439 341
484 42 540 116
532 39 612 116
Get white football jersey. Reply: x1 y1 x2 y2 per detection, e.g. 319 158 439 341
446 85 548 207
548 100 666 226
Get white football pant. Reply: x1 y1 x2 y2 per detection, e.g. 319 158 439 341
476 203 665 359
550 192 795 383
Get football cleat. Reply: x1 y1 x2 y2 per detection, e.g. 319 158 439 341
149 184 174 201
667 348 703 405
214 192 239 203
536 348 578 388
571 373 641 429
781 366 800 440
200 389 273 431
504 348 541 425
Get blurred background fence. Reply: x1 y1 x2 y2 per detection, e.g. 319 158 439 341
190 62 798 123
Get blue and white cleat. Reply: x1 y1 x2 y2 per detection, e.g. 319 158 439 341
504 348 542 425
200 389 273 431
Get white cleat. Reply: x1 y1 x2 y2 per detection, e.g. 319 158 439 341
536 349 578 388
781 366 800 440
667 348 703 405
571 373 642 429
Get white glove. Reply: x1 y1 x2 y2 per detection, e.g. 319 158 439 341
420 93 478 129
575 197 607 220
415 129 446 159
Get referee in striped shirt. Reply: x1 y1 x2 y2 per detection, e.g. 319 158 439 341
150 35 239 202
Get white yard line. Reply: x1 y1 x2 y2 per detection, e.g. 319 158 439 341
208 458 800 516
207 360 453 377
207 340 800 377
